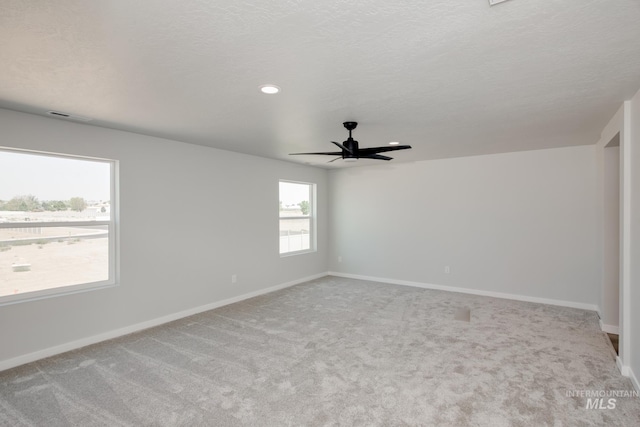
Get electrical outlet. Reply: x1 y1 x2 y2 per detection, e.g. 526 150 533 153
444 266 450 274
231 274 237 283
338 256 342 263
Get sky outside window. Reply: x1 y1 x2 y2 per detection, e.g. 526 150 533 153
279 181 310 214
0 150 110 201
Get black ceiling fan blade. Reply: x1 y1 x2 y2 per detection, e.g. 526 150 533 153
361 154 393 161
289 151 343 156
330 141 354 154
357 145 412 155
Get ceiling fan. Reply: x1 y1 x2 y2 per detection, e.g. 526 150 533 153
290 121 412 162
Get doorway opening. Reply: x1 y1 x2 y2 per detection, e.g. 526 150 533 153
603 133 620 354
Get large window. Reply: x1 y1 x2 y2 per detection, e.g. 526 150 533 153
0 148 117 304
279 180 315 255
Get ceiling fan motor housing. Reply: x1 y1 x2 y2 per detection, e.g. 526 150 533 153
342 138 358 159
342 122 358 158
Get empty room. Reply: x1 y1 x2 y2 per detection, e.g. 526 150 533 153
1 1 640 426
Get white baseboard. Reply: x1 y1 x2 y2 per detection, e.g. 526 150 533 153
629 366 640 394
614 357 639 393
0 272 329 372
617 357 625 375
328 272 599 312
615 358 640 392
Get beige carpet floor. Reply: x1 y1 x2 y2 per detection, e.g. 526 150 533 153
1 276 639 426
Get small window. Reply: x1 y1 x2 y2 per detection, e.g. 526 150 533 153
279 180 315 255
0 148 117 304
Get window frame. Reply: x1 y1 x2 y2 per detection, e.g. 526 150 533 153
279 179 316 257
0 147 118 306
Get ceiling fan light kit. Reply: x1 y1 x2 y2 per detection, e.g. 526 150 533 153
290 121 412 163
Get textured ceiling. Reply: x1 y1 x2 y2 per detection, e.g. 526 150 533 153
1 0 640 168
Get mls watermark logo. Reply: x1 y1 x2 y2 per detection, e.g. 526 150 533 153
566 389 639 410
585 397 617 410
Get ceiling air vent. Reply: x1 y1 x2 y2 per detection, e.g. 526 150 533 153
46 110 93 122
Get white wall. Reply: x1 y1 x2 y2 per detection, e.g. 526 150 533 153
0 108 328 365
329 146 599 307
630 88 640 390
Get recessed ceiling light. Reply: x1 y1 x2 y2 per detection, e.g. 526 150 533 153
389 141 400 145
260 84 280 94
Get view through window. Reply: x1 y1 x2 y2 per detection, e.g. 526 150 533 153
279 180 315 255
0 148 116 303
